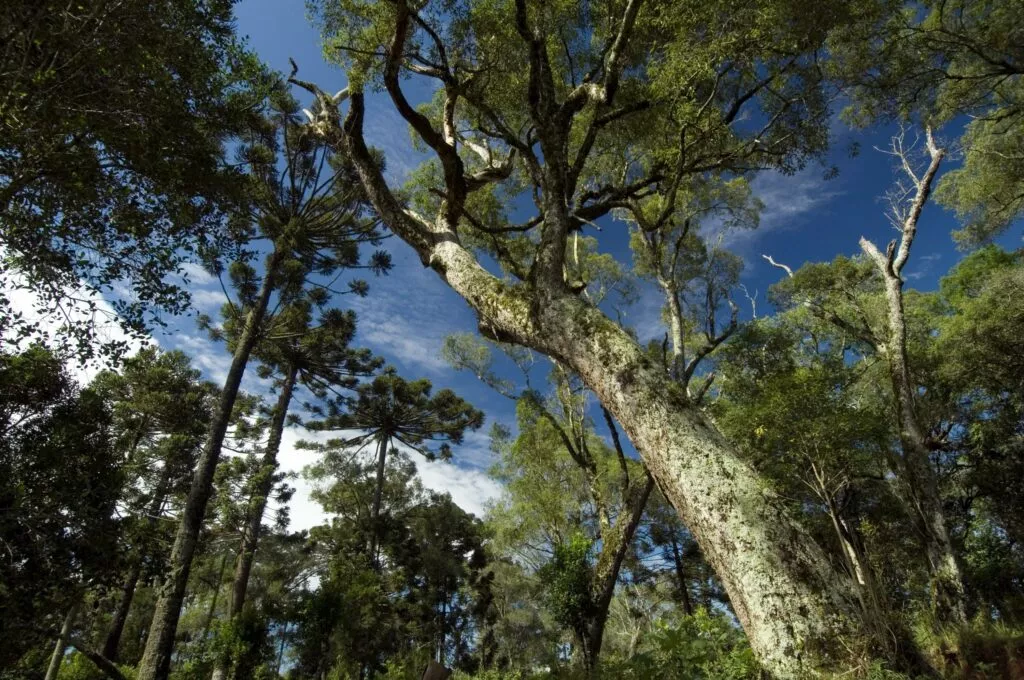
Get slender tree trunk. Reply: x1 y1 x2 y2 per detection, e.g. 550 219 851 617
368 434 389 566
880 274 966 624
136 250 282 680
212 363 298 680
669 532 694 616
102 565 142 662
103 470 172 661
45 599 80 680
857 129 965 626
200 552 231 643
585 476 654 674
274 624 288 675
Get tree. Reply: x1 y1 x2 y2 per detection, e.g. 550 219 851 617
136 85 385 680
833 0 1024 244
295 0 881 673
299 448 490 677
309 368 483 568
0 0 268 361
0 347 122 670
88 349 217 663
766 128 967 625
445 334 652 673
212 289 380 680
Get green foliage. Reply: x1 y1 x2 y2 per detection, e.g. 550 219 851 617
538 533 595 640
612 609 759 680
0 0 271 360
833 0 1024 243
0 346 123 668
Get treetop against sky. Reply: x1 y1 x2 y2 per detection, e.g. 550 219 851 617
11 0 1022 533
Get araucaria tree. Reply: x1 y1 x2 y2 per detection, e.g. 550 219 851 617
296 0 881 674
136 86 386 680
308 368 484 567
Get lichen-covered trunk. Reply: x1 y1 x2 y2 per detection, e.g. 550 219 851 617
136 252 280 680
881 276 966 625
528 293 872 677
211 364 298 680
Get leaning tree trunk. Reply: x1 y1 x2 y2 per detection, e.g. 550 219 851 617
136 251 282 680
103 469 173 661
44 599 80 680
307 85 882 677
211 363 298 680
535 293 872 675
585 476 655 674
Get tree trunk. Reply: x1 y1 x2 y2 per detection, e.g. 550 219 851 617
324 91 882 676
857 130 965 625
585 476 655 674
136 250 281 680
45 599 80 680
880 274 966 624
526 292 875 675
201 552 231 644
368 434 389 566
212 363 298 680
669 532 694 616
103 470 172 661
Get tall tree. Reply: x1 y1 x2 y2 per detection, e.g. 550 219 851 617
309 368 484 567
89 349 217 662
0 347 122 670
136 86 385 680
212 296 380 680
765 128 966 624
294 1 881 672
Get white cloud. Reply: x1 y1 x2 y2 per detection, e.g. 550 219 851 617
189 289 229 312
718 167 843 251
348 247 477 375
179 262 218 287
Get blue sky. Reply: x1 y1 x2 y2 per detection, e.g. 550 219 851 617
28 0 1023 532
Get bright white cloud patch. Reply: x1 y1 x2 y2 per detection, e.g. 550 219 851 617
270 424 502 532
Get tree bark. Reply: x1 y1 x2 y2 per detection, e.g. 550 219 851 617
212 363 298 680
136 250 281 680
45 599 80 680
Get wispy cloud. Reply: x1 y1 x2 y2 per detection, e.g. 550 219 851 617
349 245 478 375
905 252 943 281
720 167 843 250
